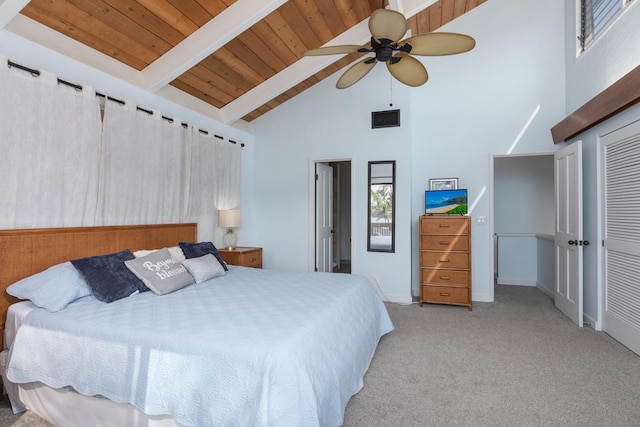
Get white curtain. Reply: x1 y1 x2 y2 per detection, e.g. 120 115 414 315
185 127 242 243
97 99 185 225
0 56 101 229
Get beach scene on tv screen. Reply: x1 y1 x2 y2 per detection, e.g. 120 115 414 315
425 190 468 214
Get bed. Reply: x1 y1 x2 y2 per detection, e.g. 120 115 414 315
0 224 393 427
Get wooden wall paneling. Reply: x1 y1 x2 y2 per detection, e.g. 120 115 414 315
311 0 348 36
291 0 335 43
185 65 243 99
63 0 173 56
193 0 233 17
199 56 254 93
135 0 199 35
237 30 288 73
170 79 226 108
429 1 443 30
165 0 213 27
252 21 299 65
101 0 187 46
214 48 265 86
278 3 322 50
225 39 274 81
333 0 371 27
21 2 151 70
440 0 455 26
453 0 468 16
46 0 161 63
263 11 311 58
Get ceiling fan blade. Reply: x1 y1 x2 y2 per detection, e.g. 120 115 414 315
303 45 363 56
369 9 407 43
386 54 428 87
336 59 377 89
402 32 476 56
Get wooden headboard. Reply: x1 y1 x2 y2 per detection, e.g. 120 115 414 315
0 223 197 339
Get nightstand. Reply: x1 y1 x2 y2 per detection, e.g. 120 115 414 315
218 247 262 268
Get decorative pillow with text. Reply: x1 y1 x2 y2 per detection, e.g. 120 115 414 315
125 248 195 295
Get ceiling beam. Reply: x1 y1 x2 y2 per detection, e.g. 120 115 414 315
141 0 288 92
0 0 29 29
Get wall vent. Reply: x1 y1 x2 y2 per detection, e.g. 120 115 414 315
371 109 400 129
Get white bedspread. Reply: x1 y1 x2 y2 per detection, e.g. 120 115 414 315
7 267 393 427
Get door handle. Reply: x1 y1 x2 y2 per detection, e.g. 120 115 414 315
568 240 590 246
568 240 577 245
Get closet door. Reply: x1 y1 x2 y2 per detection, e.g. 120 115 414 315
602 118 640 356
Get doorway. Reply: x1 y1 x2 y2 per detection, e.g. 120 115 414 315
492 154 555 298
313 160 352 273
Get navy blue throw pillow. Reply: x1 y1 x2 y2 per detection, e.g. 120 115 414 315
179 241 228 271
71 249 147 303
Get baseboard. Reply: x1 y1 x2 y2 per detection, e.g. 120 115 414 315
536 282 554 299
497 278 537 286
583 312 601 330
380 293 414 304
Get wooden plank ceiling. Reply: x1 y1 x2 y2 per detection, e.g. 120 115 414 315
7 0 487 127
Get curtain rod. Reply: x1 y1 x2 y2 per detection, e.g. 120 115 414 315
7 59 243 147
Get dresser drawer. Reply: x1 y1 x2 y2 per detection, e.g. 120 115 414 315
421 286 470 305
420 251 470 269
421 268 470 286
420 217 469 235
419 234 469 251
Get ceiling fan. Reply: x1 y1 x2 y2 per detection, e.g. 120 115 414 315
302 5 476 89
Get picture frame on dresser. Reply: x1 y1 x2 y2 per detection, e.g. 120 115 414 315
429 178 458 190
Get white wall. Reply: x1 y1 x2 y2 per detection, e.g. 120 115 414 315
563 0 640 324
251 66 414 302
251 0 566 303
410 0 566 301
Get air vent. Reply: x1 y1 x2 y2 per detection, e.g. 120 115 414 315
372 109 400 129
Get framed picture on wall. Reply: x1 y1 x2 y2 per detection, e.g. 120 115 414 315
429 178 458 191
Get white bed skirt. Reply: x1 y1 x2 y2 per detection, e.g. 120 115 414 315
2 350 181 427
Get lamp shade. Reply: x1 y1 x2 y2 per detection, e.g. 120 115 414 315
219 209 241 228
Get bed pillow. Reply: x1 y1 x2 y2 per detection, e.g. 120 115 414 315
125 248 195 295
71 249 147 303
133 246 186 261
181 253 226 284
6 262 92 312
179 241 228 271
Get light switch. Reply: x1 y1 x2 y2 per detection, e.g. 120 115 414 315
477 216 486 224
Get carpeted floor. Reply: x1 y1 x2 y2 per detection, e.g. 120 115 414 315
1 285 639 426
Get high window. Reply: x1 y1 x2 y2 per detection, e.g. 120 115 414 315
578 0 633 52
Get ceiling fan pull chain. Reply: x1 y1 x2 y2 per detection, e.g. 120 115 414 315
389 75 393 107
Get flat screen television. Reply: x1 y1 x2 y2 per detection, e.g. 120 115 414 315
425 189 468 215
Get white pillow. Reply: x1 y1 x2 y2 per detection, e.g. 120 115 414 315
181 254 226 284
133 246 186 261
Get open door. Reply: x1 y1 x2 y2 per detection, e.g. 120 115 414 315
554 141 584 326
315 163 333 272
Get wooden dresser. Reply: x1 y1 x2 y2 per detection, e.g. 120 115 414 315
419 216 472 310
218 247 262 268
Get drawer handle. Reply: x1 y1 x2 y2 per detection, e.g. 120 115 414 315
439 258 450 263
438 224 451 228
249 257 256 262
438 241 450 245
440 292 451 297
439 276 451 280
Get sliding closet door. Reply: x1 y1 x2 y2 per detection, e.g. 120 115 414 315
602 118 640 356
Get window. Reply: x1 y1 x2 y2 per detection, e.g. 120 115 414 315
578 0 633 52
